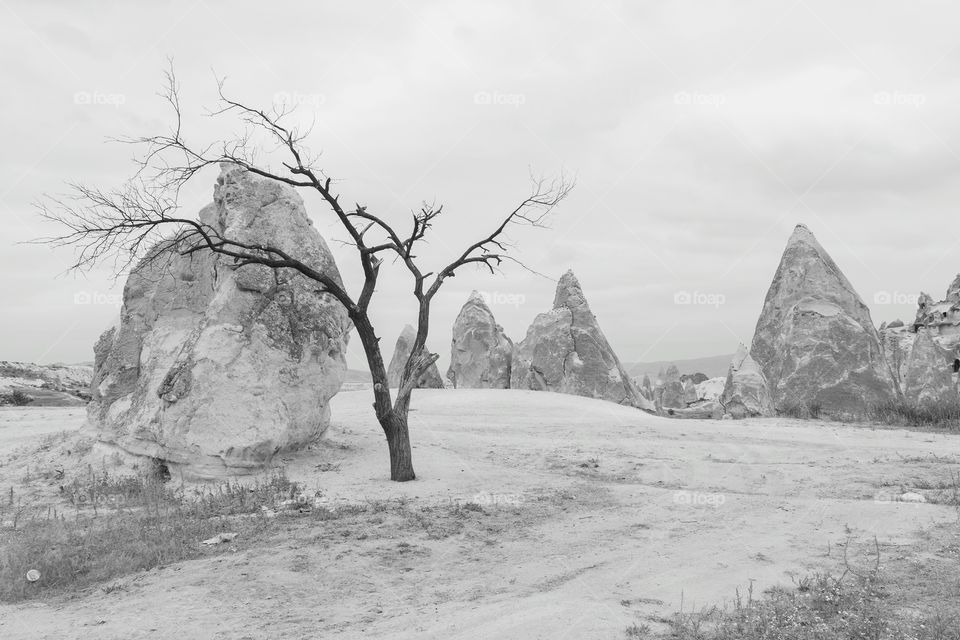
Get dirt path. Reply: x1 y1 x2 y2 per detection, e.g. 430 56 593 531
1 390 958 638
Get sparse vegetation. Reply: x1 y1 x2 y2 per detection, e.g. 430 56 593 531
866 400 960 430
637 536 960 640
0 468 319 601
0 390 34 406
777 400 823 420
654 570 960 639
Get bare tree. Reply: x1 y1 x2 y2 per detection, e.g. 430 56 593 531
37 67 572 482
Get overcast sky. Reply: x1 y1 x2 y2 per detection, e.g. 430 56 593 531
3 0 960 372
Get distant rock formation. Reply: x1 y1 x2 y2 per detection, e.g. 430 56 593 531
446 292 513 389
750 224 899 414
388 325 445 389
639 374 654 402
880 276 960 406
659 364 685 409
511 270 654 411
696 377 726 402
0 361 92 406
88 165 351 477
720 345 774 418
682 378 698 405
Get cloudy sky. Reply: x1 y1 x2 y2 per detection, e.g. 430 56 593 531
3 0 960 372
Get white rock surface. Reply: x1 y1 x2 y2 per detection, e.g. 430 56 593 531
446 291 513 389
88 165 351 477
720 345 774 418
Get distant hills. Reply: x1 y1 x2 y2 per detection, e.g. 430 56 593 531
623 353 733 380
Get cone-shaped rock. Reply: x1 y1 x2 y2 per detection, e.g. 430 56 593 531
750 225 899 414
88 165 351 477
511 270 653 410
446 291 513 388
388 325 445 389
640 374 654 401
902 329 957 406
720 344 774 418
659 364 685 409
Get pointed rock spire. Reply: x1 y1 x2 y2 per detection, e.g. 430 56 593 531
511 270 653 411
387 324 445 389
720 344 773 418
750 225 899 413
447 291 513 389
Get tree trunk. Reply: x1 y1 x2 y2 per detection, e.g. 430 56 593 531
381 412 415 481
351 312 416 482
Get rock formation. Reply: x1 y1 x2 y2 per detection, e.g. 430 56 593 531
510 270 654 411
88 165 351 477
750 224 899 414
0 361 93 406
387 325 445 389
639 374 654 401
902 329 957 406
446 291 513 389
682 378 698 405
659 365 685 409
696 377 726 402
720 345 774 418
879 276 960 406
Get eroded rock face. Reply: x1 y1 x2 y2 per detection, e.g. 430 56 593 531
510 270 653 410
750 224 899 414
88 165 351 477
659 365 685 409
682 378 698 405
387 325 445 389
902 330 957 406
446 292 513 389
720 345 774 418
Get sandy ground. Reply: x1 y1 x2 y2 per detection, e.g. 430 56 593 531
1 389 959 639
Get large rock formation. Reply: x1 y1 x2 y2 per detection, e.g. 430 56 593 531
879 276 960 406
750 224 899 414
719 345 774 418
510 270 654 411
88 165 351 477
446 291 513 389
387 325 445 389
902 329 957 406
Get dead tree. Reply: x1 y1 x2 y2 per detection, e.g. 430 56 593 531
36 67 572 482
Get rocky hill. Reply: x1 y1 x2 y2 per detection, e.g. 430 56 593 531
0 361 93 406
